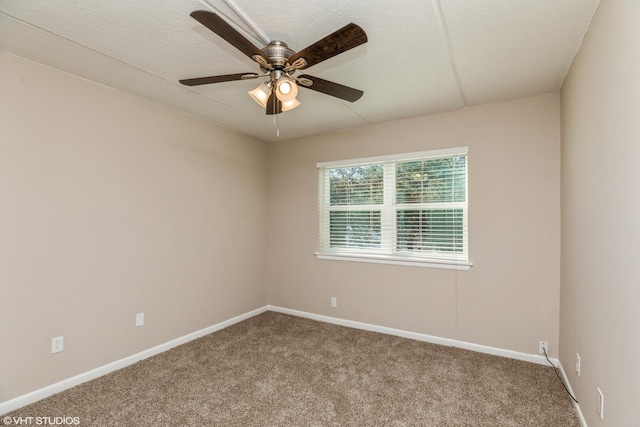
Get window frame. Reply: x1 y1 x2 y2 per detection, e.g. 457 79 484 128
316 147 472 270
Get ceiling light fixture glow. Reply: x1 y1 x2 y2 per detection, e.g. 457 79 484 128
248 77 300 113
280 81 291 94
275 78 298 102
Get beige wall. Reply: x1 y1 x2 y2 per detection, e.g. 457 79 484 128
0 46 569 409
0 52 268 402
560 1 640 425
267 94 561 356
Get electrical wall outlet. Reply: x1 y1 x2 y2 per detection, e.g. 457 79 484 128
597 387 604 419
330 297 337 308
135 312 145 327
51 336 64 354
576 353 581 376
538 341 549 355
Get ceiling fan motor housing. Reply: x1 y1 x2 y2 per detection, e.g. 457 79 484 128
262 41 294 69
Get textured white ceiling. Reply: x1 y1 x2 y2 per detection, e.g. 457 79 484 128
0 0 599 141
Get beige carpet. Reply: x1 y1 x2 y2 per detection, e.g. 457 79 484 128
5 311 579 426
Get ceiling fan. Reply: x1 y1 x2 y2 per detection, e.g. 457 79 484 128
179 11 368 115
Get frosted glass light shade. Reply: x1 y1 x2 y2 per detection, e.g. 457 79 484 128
248 83 271 108
281 98 300 111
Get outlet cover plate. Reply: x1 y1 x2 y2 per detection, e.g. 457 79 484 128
51 336 64 353
538 341 549 355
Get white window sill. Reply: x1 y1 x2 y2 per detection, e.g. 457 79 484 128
314 252 472 270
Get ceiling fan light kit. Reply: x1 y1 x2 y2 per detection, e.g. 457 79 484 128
179 10 368 115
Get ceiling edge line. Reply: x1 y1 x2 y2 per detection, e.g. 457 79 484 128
557 0 602 93
431 0 468 107
221 0 270 45
341 102 372 126
198 0 270 46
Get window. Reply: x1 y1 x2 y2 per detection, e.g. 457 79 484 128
316 147 470 269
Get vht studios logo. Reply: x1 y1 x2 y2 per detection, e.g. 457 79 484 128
3 416 81 425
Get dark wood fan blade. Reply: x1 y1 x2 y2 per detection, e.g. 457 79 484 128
190 11 269 63
289 23 367 70
266 91 282 115
179 73 259 86
298 74 363 102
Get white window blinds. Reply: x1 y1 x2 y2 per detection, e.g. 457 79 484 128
317 147 469 268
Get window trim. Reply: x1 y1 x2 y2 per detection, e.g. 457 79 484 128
314 251 472 270
316 147 472 270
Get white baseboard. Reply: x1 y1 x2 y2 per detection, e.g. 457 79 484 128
3 304 575 418
557 361 587 427
268 305 559 367
269 306 591 422
0 306 269 415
